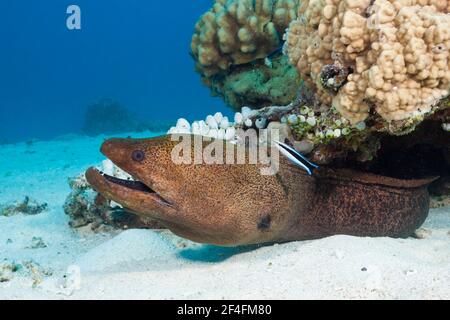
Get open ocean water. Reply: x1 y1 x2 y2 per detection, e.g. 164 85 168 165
0 0 230 143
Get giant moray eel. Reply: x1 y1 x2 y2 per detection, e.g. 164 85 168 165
86 135 435 246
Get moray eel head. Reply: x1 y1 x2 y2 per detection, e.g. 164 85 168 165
86 135 290 246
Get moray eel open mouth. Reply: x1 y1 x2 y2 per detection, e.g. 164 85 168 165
86 168 174 209
103 174 153 193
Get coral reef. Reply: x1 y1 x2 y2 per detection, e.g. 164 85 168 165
169 113 236 140
192 0 302 110
192 0 299 77
169 102 375 162
170 102 449 178
187 1 449 172
82 98 171 136
64 162 164 231
189 0 450 164
209 53 302 110
0 197 48 217
285 0 450 125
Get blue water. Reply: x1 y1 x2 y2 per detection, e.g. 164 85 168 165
0 0 230 142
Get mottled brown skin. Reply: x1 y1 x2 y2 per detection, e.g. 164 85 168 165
85 135 435 246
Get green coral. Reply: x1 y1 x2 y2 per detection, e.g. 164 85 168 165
285 94 450 163
286 105 380 162
288 106 368 145
208 54 302 111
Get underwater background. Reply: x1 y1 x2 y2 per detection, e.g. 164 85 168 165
0 0 230 143
0 0 449 300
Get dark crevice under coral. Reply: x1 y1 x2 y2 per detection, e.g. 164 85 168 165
324 118 450 196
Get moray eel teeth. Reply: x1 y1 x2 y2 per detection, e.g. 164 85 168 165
86 167 175 216
102 173 154 194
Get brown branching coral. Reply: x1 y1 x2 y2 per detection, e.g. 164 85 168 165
191 0 299 78
285 0 450 125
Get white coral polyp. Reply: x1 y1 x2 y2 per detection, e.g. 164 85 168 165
168 107 271 141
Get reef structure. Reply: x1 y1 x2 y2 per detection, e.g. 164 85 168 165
208 54 302 110
64 161 164 231
191 0 302 110
188 0 450 165
284 0 450 125
192 0 299 76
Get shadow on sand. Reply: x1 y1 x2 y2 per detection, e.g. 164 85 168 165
177 243 273 263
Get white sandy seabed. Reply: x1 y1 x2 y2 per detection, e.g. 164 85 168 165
0 131 449 300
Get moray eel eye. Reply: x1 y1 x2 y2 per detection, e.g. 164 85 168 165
131 150 145 162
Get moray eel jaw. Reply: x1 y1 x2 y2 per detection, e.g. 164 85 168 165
86 137 184 222
85 167 176 218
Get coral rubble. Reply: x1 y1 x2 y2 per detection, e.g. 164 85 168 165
0 259 51 287
64 162 164 231
0 261 21 283
285 0 450 125
0 197 48 217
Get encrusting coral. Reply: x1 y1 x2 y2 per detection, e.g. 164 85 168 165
285 0 450 125
208 53 302 110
